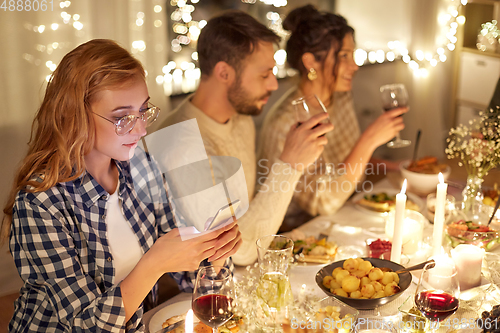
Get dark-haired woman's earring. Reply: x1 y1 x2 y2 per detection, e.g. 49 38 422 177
307 68 317 81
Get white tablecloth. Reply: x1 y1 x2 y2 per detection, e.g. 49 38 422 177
143 178 498 332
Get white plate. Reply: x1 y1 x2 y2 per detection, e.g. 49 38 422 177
148 300 192 333
352 188 424 216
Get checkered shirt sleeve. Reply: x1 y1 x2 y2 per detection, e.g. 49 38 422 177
130 149 234 293
11 186 133 332
9 147 233 332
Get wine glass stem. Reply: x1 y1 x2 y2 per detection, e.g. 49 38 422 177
394 132 402 142
212 328 218 333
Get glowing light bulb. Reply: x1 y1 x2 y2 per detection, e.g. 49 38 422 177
274 49 287 65
416 50 424 61
368 51 376 64
376 49 385 63
354 49 367 66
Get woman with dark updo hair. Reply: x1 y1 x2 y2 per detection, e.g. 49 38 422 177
258 5 408 228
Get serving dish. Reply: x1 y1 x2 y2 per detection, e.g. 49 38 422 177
400 159 451 195
315 257 412 310
445 201 500 251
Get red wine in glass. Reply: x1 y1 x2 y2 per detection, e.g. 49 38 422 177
415 290 459 322
192 294 234 328
293 95 333 180
414 260 460 328
192 266 234 333
380 83 411 148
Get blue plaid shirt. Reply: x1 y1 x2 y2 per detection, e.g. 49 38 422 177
9 148 232 332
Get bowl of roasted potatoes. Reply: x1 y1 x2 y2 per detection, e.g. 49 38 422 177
315 257 412 310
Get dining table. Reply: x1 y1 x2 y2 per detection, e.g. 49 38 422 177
143 172 500 333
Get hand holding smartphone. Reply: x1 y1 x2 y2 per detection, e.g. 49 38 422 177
204 200 240 231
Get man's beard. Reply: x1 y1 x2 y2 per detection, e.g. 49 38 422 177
227 77 270 116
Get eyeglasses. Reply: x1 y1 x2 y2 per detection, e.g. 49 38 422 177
92 102 160 136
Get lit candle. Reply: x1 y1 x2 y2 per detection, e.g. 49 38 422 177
432 173 448 256
391 179 407 264
427 255 455 290
451 244 484 290
385 210 425 255
185 309 193 333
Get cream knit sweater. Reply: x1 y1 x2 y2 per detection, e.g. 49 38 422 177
158 96 302 266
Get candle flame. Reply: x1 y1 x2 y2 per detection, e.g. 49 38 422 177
185 309 193 333
438 172 444 184
401 179 407 194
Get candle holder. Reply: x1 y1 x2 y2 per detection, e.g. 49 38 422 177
385 210 426 255
426 193 455 223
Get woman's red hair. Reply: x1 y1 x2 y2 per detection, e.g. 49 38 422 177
2 39 145 242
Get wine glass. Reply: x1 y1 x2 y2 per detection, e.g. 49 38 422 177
192 266 235 333
292 94 335 183
414 260 460 330
380 83 411 148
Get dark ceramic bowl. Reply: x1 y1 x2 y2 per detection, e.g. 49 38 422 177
315 257 412 310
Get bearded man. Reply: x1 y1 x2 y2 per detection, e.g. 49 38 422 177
158 10 332 266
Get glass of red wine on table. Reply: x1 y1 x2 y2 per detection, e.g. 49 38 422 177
292 94 335 183
380 83 411 148
192 266 235 333
415 260 460 331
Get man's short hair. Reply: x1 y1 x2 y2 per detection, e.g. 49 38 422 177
198 10 281 76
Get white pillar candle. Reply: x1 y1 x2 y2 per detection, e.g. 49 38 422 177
427 255 455 291
451 244 484 290
402 217 424 254
391 179 407 264
185 309 194 333
432 173 448 256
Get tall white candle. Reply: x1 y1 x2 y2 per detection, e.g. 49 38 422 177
185 309 194 333
391 179 407 264
432 173 448 256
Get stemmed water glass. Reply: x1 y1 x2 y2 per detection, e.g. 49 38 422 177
192 266 235 333
292 94 334 183
380 83 411 148
414 261 460 330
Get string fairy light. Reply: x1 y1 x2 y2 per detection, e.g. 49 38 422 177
162 0 469 95
22 1 86 82
351 0 468 76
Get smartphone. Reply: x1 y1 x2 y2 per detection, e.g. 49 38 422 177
205 200 240 231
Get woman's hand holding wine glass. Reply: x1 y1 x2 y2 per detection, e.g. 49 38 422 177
192 266 235 333
380 83 411 148
415 261 460 329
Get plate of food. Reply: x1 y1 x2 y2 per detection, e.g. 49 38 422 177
148 300 244 333
286 229 338 266
352 188 423 216
148 300 192 333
